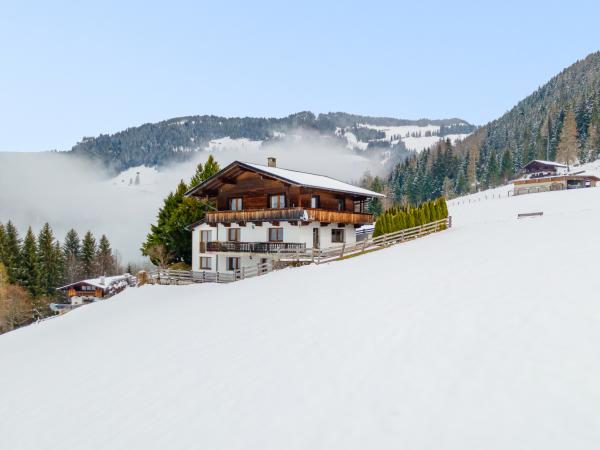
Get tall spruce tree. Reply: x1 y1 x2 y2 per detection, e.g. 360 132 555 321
63 229 82 283
97 235 115 276
19 227 39 297
36 223 62 299
81 231 97 278
142 156 220 266
3 221 21 283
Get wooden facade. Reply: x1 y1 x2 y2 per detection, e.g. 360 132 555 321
63 283 105 299
187 161 380 225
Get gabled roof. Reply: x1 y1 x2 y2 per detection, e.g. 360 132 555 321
58 275 133 291
524 160 568 169
185 161 385 198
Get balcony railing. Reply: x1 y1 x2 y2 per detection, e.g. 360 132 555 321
205 207 374 224
205 241 306 254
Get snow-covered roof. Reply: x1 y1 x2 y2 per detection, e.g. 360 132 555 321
525 160 568 168
58 274 133 291
186 160 385 198
244 162 385 197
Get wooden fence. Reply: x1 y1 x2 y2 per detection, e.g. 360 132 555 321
147 217 451 285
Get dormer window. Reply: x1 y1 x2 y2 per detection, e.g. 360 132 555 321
229 197 243 211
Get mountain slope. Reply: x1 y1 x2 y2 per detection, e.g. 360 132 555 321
389 51 600 204
461 51 600 166
1 186 600 449
69 112 475 173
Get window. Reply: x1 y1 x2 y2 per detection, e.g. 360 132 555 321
311 195 320 208
199 257 212 270
227 257 240 271
229 197 243 211
337 198 345 211
269 194 286 209
228 228 240 242
332 228 345 243
200 230 212 242
268 227 284 242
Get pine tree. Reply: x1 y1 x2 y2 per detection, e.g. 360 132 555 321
81 231 97 278
584 122 600 162
2 221 21 283
63 229 82 283
96 235 115 276
36 223 61 299
189 155 220 187
556 109 579 167
143 156 221 266
467 145 479 193
18 227 39 297
500 149 513 182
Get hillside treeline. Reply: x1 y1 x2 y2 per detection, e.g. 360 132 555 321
0 223 120 333
389 52 600 204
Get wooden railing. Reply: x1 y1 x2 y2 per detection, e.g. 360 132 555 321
206 207 374 224
148 261 275 285
307 217 451 263
206 241 306 253
148 217 451 285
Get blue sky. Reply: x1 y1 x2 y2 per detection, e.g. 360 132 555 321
1 0 599 151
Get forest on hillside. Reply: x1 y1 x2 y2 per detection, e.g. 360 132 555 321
386 52 600 204
0 223 121 333
69 111 475 173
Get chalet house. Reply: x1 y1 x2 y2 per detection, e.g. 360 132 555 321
54 275 134 313
185 158 385 273
523 160 568 177
514 159 600 195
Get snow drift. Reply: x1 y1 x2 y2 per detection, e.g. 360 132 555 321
1 187 600 449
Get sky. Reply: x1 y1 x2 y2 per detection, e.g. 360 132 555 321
1 0 599 152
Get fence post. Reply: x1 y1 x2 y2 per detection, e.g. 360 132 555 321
241 267 245 280
362 238 367 252
448 216 452 228
382 234 387 247
340 243 345 257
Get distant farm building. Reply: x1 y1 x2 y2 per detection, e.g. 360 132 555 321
523 160 568 177
514 160 599 196
52 275 135 314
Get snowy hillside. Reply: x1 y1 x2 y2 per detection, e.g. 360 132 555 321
349 123 470 152
2 187 600 449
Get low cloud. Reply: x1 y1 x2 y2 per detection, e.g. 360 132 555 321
0 130 384 264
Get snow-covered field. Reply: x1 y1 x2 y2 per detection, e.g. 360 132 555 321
2 186 600 449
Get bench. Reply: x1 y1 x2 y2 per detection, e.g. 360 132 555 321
517 211 543 219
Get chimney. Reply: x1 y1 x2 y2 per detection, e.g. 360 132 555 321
267 157 276 168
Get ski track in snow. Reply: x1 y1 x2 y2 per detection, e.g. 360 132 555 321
1 186 600 449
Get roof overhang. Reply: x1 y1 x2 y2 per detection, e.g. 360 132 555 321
185 160 386 199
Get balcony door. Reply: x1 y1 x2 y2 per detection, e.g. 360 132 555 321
199 230 212 253
313 228 319 249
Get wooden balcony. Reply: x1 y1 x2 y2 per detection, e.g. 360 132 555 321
206 241 306 254
205 207 374 225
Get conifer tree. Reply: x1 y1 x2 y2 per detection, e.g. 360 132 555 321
556 109 579 167
97 235 115 276
81 231 97 278
500 149 513 182
0 222 6 270
63 229 82 283
19 227 39 297
584 122 600 162
36 223 61 299
2 221 21 283
143 156 221 266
